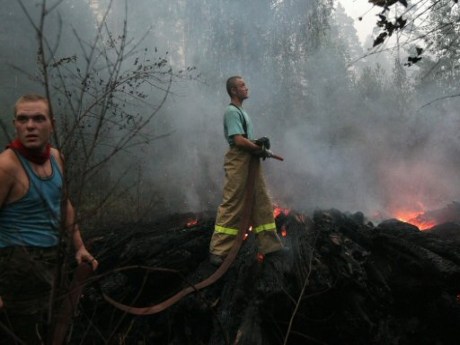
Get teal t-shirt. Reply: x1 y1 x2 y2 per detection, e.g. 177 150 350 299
224 104 254 146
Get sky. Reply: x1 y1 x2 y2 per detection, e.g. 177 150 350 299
337 0 381 44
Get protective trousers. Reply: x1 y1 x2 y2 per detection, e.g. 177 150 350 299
210 147 283 257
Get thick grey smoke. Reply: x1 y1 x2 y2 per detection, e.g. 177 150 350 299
2 0 459 223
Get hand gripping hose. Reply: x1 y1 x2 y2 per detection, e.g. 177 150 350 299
102 155 261 315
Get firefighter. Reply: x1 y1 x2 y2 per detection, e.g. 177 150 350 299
209 76 284 266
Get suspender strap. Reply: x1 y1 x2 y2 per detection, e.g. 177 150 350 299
230 103 247 138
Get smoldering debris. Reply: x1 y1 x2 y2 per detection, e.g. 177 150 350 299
72 208 460 344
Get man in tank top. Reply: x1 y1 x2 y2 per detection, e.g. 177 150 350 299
0 94 98 344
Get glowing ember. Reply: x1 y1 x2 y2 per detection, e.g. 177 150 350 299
186 218 198 227
257 253 264 263
281 225 287 237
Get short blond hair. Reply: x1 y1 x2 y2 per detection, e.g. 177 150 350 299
14 94 50 118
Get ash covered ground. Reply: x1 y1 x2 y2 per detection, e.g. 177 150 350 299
70 208 460 345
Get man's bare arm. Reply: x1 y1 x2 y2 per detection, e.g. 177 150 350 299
66 199 98 270
52 149 98 270
233 134 262 152
0 150 17 208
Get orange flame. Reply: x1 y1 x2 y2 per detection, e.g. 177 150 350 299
394 210 436 231
274 206 290 219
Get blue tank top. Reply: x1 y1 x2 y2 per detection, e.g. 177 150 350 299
0 152 62 248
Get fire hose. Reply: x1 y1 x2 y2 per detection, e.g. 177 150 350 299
52 262 94 345
49 151 282 344
102 152 283 315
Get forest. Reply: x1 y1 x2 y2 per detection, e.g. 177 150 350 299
1 0 459 225
0 0 460 344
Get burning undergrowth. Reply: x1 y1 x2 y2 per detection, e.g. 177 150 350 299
71 207 460 345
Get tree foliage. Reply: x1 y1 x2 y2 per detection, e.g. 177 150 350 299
367 0 460 72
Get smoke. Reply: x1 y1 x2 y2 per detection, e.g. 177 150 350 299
2 0 460 221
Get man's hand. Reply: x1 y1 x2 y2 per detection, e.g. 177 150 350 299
254 146 274 160
254 136 270 150
75 246 98 271
0 296 3 310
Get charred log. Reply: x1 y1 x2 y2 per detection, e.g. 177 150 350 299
70 209 460 345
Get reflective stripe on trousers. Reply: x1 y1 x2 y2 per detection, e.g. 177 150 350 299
210 147 283 256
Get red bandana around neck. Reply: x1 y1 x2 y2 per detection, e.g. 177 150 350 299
7 138 51 165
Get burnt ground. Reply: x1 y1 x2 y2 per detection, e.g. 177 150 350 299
68 209 460 345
